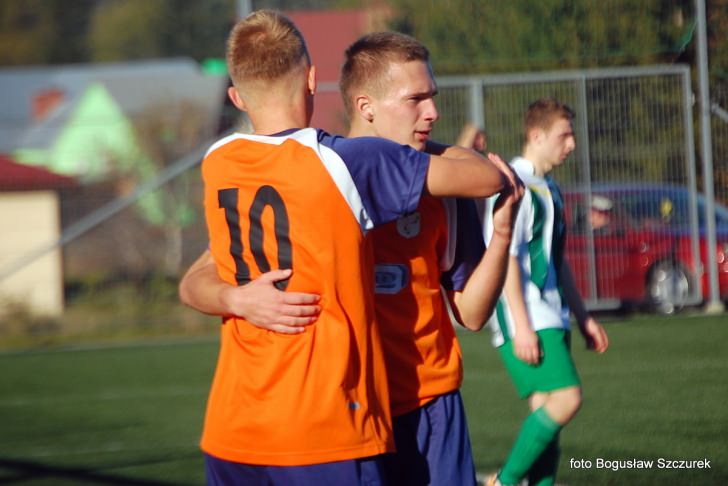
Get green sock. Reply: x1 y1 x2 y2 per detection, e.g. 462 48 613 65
527 436 561 486
498 407 562 486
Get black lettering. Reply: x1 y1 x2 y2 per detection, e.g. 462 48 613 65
249 185 293 290
218 186 293 290
218 188 251 285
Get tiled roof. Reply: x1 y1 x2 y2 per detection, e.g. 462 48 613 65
0 154 76 191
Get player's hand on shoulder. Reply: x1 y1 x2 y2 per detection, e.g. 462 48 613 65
222 269 321 334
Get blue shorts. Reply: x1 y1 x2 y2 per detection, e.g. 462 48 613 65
382 390 476 486
205 453 386 486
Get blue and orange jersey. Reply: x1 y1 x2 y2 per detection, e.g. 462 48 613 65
372 197 484 416
200 128 429 466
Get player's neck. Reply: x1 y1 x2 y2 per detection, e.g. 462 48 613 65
248 88 312 135
249 106 309 135
522 149 548 177
347 120 374 138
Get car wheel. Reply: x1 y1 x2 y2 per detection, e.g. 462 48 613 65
646 261 691 315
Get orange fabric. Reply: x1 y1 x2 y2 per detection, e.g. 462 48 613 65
201 135 393 465
371 196 463 417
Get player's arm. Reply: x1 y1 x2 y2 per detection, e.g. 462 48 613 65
456 123 486 153
424 142 511 198
179 250 321 334
503 254 542 364
560 261 609 353
447 231 509 331
448 182 524 330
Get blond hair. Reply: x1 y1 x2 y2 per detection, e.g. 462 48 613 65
340 32 430 118
226 10 310 89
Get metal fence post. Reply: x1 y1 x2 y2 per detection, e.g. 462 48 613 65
469 80 485 132
576 75 599 304
696 0 724 313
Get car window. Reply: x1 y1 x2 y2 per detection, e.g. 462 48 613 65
609 189 728 229
623 191 690 227
696 196 728 228
564 186 728 232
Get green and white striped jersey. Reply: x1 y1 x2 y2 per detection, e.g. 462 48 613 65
482 157 570 347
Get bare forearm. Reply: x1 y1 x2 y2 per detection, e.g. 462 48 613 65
503 255 532 333
179 251 321 330
452 234 510 330
179 253 234 316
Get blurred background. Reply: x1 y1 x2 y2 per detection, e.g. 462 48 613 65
1 0 727 345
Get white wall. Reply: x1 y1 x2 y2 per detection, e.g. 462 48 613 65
0 191 64 316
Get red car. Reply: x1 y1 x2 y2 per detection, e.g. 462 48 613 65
562 183 728 314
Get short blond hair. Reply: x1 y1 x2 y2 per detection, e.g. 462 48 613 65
226 10 310 89
340 32 430 118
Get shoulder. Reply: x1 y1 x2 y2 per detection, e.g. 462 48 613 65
323 133 429 163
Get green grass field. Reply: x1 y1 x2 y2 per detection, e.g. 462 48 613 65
463 312 728 485
0 313 726 485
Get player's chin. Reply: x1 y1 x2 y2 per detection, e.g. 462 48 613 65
414 132 430 146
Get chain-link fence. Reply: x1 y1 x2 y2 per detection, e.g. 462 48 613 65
337 63 727 313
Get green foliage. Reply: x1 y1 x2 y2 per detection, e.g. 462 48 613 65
0 0 57 65
0 0 348 67
0 0 99 65
385 0 696 74
707 0 728 80
1 0 726 90
88 0 234 62
89 1 169 61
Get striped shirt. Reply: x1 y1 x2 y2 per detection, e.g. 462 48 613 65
483 157 570 347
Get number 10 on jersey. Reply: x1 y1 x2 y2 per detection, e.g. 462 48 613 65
218 186 293 290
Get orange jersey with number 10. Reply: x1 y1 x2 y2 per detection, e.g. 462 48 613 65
200 128 429 466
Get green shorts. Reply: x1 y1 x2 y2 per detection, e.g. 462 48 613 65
498 328 581 399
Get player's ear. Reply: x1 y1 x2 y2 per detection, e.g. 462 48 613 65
307 64 317 95
355 95 375 122
527 127 543 144
228 86 247 112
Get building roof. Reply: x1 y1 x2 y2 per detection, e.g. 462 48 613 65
0 58 227 153
0 154 76 191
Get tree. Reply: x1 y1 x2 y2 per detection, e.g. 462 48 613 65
88 0 235 63
0 0 99 66
382 0 694 74
0 0 58 65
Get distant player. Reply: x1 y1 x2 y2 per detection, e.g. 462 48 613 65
483 98 609 486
